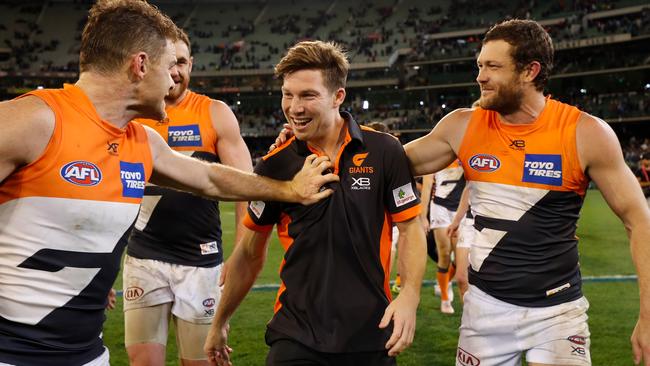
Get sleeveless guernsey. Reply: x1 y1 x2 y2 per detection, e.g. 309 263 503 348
128 91 223 267
458 98 588 307
0 84 152 364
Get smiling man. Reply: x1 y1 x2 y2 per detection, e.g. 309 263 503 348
404 19 650 366
204 40 427 366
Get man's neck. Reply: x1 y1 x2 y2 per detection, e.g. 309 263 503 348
75 72 138 129
498 91 547 125
307 114 347 160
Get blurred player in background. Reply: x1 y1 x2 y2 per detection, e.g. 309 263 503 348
123 28 253 366
635 152 650 207
446 186 472 300
423 160 465 314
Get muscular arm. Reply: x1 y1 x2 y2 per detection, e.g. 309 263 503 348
380 216 427 356
146 128 337 205
404 108 471 176
0 96 55 183
204 227 271 363
576 114 650 365
211 100 254 242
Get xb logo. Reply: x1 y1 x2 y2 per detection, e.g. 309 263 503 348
509 139 525 150
352 153 369 166
351 177 371 190
107 141 119 154
352 177 370 186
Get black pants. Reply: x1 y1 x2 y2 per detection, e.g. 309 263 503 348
266 338 397 366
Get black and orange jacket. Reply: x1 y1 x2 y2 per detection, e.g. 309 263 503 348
245 112 421 353
458 98 589 307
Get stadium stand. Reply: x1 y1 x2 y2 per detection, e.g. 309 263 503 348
0 0 647 160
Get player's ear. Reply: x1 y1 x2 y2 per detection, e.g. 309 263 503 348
523 61 541 84
129 52 148 81
188 55 194 74
333 87 346 108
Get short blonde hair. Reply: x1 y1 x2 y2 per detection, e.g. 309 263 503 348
275 41 349 92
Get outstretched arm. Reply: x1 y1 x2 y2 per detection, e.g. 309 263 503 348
577 114 650 366
146 128 338 205
204 227 272 365
404 108 471 177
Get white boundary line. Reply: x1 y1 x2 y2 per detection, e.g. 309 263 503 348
116 275 637 296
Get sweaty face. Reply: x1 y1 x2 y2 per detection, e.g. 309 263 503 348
281 70 339 143
476 40 525 115
166 40 192 103
139 38 177 120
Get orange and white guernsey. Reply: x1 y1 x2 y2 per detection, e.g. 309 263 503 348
128 91 225 268
0 84 152 365
458 98 589 307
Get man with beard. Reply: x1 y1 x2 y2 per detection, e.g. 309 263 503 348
404 19 650 365
0 1 337 365
122 29 252 366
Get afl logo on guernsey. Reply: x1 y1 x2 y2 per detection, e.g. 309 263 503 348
60 161 102 186
469 154 500 172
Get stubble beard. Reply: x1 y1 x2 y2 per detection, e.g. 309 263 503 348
480 79 524 116
166 79 188 104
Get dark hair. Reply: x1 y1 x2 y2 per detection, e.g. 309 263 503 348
275 41 349 92
80 0 178 73
483 19 553 91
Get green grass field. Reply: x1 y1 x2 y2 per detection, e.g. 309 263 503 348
103 190 639 365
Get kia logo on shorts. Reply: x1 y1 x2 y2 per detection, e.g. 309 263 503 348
568 335 587 345
457 347 480 365
124 287 144 301
469 154 501 172
60 161 102 186
203 298 216 307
